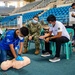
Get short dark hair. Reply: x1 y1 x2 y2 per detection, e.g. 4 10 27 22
20 26 29 36
47 15 56 22
71 3 75 7
33 15 39 19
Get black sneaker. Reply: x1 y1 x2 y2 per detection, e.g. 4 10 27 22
49 57 60 62
41 52 50 57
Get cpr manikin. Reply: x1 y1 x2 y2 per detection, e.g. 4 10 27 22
0 56 31 70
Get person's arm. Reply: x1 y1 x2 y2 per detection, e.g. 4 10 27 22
39 31 52 39
18 42 23 55
50 24 62 40
6 33 17 58
18 38 24 54
44 31 52 38
50 32 62 39
44 26 53 38
10 44 24 61
45 31 62 42
9 44 17 58
32 32 39 37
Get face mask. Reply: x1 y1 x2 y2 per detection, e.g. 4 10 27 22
18 35 23 40
48 24 52 27
32 19 38 24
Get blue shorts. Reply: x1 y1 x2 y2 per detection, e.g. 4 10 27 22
0 46 19 63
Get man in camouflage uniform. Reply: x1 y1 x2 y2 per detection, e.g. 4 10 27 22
23 16 42 55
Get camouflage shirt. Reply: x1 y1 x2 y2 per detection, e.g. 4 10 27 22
26 21 42 37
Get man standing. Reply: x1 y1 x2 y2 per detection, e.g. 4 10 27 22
23 16 42 55
0 27 29 63
70 3 75 46
40 15 70 62
71 3 75 18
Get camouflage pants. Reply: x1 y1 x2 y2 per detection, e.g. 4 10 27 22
24 35 40 50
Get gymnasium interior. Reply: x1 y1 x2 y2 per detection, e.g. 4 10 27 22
0 0 75 75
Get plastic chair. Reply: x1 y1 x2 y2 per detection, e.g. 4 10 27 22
50 28 74 59
63 28 74 59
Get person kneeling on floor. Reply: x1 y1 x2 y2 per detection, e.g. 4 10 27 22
0 27 29 63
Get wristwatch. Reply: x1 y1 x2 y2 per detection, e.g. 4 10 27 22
18 54 21 56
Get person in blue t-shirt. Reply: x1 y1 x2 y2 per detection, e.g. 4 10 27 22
0 27 29 63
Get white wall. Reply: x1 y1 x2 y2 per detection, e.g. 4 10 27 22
0 1 5 6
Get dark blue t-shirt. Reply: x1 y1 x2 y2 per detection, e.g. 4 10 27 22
0 30 24 50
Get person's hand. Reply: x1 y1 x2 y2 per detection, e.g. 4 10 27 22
39 36 45 39
45 33 49 36
16 55 24 61
45 38 50 42
71 13 75 17
29 36 32 40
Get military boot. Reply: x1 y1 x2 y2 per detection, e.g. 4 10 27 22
35 49 40 55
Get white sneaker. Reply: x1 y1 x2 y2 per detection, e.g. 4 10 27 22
49 57 60 62
41 52 50 57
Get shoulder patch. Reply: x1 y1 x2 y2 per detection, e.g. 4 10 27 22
58 27 60 30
